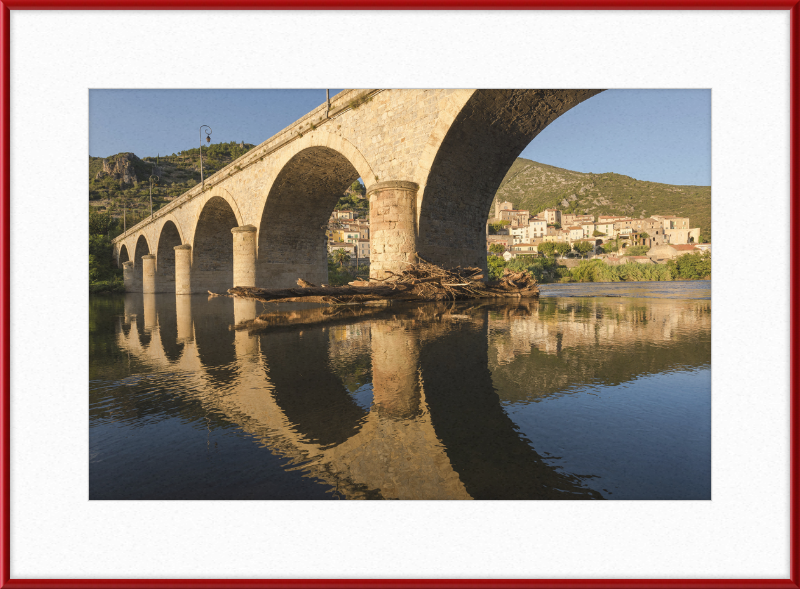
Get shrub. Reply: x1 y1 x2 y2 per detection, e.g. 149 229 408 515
623 245 650 256
666 251 711 280
571 260 621 283
487 255 507 281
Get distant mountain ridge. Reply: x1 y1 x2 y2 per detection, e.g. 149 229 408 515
492 158 711 237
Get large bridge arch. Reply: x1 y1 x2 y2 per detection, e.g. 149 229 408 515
415 89 602 273
192 196 241 293
255 134 373 288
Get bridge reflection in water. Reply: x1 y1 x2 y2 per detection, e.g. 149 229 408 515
90 292 710 500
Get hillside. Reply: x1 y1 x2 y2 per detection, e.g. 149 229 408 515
492 158 711 238
89 142 256 225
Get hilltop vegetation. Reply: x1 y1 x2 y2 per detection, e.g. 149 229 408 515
491 158 711 238
89 141 256 225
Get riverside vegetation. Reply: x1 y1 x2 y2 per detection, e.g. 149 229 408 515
488 251 711 284
89 209 125 294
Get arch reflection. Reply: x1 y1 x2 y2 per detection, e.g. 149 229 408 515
110 294 710 500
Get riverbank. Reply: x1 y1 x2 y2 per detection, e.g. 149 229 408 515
489 251 711 284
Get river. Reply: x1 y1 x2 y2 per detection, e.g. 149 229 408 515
89 281 711 500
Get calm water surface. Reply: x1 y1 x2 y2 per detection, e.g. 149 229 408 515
90 281 711 500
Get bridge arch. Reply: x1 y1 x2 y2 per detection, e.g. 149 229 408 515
192 196 240 293
117 244 130 268
256 135 373 288
132 234 151 287
155 219 184 293
415 89 602 272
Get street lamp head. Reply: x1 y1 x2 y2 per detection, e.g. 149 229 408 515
206 135 211 144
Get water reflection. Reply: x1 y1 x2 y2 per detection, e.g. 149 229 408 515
90 286 710 500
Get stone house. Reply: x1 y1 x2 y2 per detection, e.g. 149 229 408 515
510 225 533 244
541 209 562 226
594 221 617 238
329 243 357 257
356 238 370 259
333 229 360 244
562 213 594 226
499 209 530 227
487 235 512 250
627 256 654 264
529 218 547 238
494 200 513 218
652 215 690 230
335 210 359 220
664 227 701 245
647 243 699 261
511 242 538 255
566 226 584 241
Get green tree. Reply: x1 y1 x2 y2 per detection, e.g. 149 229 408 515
623 245 650 256
592 230 605 237
548 222 562 230
487 255 507 281
555 242 572 258
89 208 112 236
332 248 351 268
489 243 506 254
349 180 365 196
666 251 711 280
488 221 510 235
601 239 620 254
538 241 556 257
572 241 594 257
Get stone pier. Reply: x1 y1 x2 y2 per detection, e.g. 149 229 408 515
122 261 137 293
231 225 257 288
141 255 156 294
370 320 421 419
176 294 193 343
174 245 192 295
368 181 418 280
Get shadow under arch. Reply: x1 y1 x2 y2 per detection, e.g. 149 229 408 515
154 295 183 363
193 196 239 293
417 309 602 499
155 220 183 293
133 235 151 288
257 146 361 288
125 295 152 350
258 326 368 448
118 244 130 268
417 89 602 273
193 296 239 385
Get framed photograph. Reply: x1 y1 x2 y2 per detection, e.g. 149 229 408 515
2 2 797 587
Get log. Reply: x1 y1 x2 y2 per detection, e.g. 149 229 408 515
227 256 539 305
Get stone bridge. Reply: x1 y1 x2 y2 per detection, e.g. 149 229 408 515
111 89 602 293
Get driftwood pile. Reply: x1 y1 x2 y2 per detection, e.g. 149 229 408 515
227 257 538 306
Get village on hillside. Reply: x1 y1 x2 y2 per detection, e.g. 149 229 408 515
485 200 709 266
324 195 710 271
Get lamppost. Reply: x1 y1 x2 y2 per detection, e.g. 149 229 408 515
149 172 159 218
199 125 212 189
115 155 127 233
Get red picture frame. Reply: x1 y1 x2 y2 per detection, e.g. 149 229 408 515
1 2 797 587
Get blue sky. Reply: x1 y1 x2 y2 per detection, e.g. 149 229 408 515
90 89 710 186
